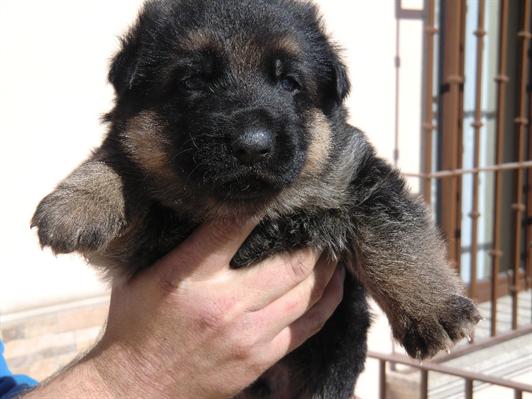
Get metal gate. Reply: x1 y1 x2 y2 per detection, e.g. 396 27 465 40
369 0 532 397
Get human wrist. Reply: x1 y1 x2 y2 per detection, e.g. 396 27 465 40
22 348 115 399
22 338 173 399
88 338 178 399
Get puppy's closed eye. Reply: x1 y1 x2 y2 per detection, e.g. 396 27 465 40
279 76 301 93
271 58 302 93
181 75 206 91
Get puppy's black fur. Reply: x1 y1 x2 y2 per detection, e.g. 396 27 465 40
32 1 480 397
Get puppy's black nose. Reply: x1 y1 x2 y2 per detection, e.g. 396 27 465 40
232 129 274 165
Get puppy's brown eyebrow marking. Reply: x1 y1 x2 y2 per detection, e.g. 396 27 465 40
269 35 302 57
182 29 218 52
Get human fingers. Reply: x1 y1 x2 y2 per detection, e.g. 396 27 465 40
154 219 258 282
253 255 338 335
267 266 345 359
236 247 323 309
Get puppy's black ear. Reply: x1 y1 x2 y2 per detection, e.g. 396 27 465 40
332 57 350 103
293 1 350 112
321 53 350 113
109 33 141 96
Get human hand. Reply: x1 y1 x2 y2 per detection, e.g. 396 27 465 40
90 220 344 399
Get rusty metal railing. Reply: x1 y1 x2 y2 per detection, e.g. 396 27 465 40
512 0 531 331
369 351 532 399
469 0 486 305
416 0 532 339
490 0 511 338
421 0 436 204
437 0 466 268
376 0 532 397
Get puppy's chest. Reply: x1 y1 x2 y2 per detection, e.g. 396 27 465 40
232 209 353 268
115 205 354 274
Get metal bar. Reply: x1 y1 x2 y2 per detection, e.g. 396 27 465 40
470 0 487 304
394 11 401 168
422 0 436 204
454 0 467 274
403 160 532 179
396 0 424 20
439 0 465 267
529 174 532 290
528 3 532 291
420 369 429 399
367 351 532 393
529 107 532 292
465 378 474 399
491 0 510 337
512 0 531 331
379 359 386 399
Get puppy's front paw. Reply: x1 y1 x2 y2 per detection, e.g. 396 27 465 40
398 295 481 359
31 189 125 254
438 295 482 343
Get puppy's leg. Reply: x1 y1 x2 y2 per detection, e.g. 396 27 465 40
351 156 481 359
32 151 127 255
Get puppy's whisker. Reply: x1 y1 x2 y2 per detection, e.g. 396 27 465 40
171 148 193 161
188 132 200 150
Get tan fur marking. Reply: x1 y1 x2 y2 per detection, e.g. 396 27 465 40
303 110 332 176
271 35 301 56
182 29 216 51
125 111 175 179
231 35 301 70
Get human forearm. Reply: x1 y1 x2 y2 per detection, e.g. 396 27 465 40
23 342 183 399
23 351 114 399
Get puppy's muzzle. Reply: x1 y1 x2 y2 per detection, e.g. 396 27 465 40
231 128 275 165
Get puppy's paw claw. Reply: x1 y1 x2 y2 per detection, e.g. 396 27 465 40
398 295 481 360
439 295 481 342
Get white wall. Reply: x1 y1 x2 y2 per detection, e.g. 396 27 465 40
0 0 145 314
0 1 424 317
318 0 423 191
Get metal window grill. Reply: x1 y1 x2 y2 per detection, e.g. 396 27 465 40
369 0 532 397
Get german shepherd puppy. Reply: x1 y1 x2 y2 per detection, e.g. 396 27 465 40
32 0 481 397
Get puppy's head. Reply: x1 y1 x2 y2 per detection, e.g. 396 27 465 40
108 0 350 217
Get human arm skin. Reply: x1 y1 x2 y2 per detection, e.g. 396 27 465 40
23 220 344 399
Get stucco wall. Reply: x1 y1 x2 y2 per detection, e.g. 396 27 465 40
0 0 423 318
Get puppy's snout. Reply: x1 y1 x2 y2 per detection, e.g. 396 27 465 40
231 129 274 165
